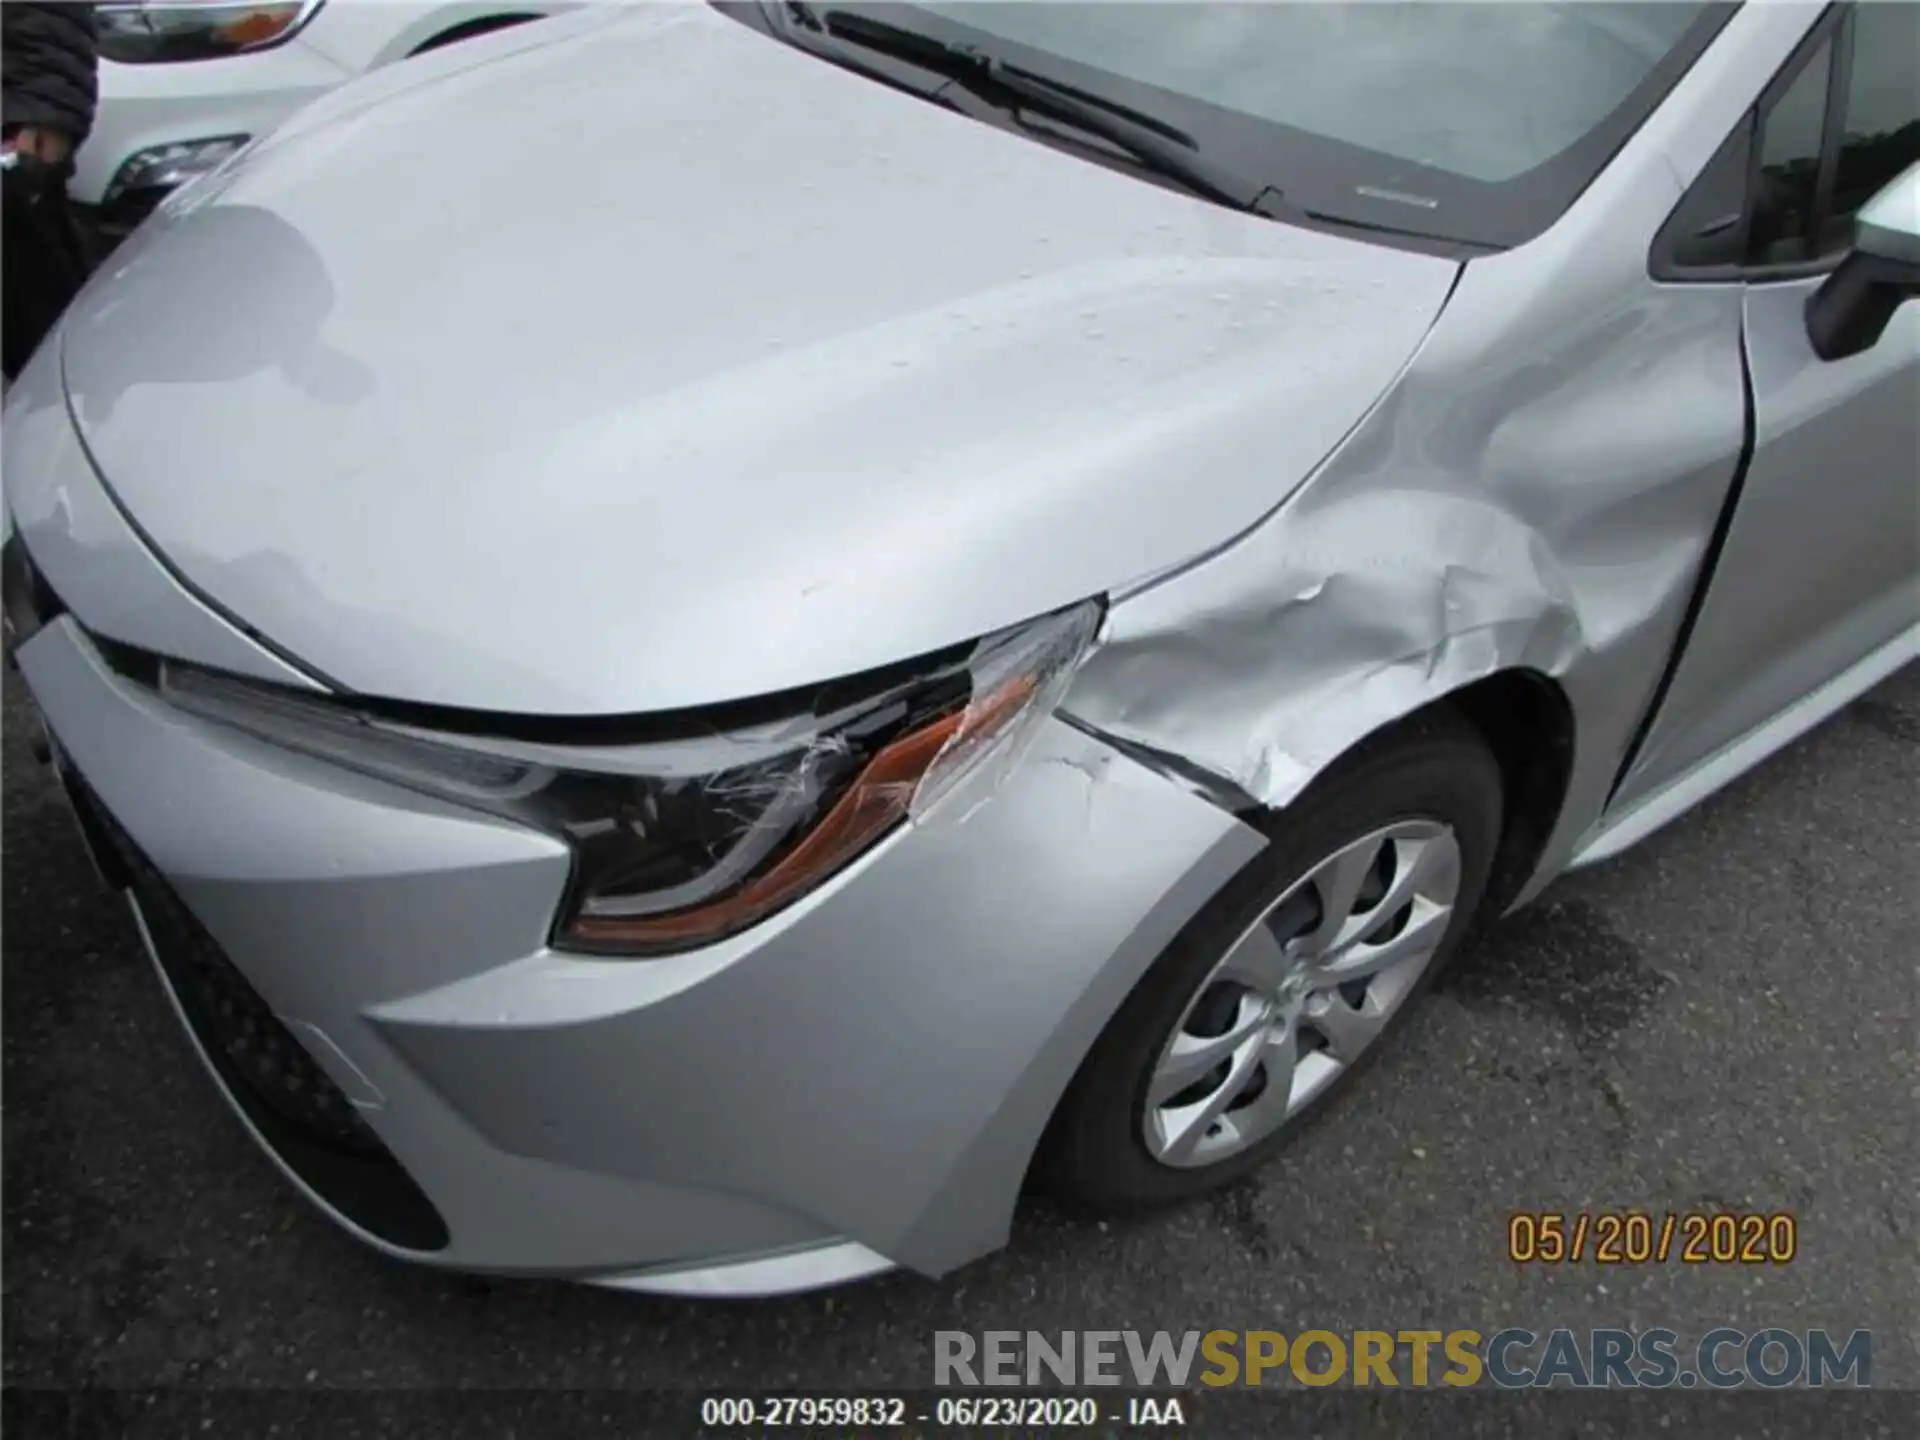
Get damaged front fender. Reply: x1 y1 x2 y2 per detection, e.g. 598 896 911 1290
1063 205 1752 907
1070 490 1588 809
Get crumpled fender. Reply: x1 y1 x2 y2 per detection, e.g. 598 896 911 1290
1069 488 1587 809
1062 182 1752 903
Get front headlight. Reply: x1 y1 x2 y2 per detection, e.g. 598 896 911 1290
155 601 1102 956
98 1 325 64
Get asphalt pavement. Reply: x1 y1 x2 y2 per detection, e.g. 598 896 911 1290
4 664 1915 1426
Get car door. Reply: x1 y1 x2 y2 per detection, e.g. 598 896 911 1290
1612 0 1919 813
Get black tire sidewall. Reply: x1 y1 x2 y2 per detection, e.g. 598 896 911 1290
1041 709 1503 1212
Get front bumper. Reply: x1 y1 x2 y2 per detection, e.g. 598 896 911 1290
7 385 1263 1288
17 618 1258 1286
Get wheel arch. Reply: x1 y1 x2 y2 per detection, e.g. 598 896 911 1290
1218 670 1579 918
1079 665 1579 920
1023 666 1574 1197
1425 669 1577 917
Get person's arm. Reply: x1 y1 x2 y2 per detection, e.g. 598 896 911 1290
2 2 100 164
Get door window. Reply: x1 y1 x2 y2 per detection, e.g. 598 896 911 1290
1820 2 1920 252
1748 36 1832 266
1654 3 1920 279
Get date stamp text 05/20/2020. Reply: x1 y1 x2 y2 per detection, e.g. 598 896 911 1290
1507 1211 1797 1265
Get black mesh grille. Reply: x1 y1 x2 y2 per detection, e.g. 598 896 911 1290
64 774 450 1252
125 831 385 1153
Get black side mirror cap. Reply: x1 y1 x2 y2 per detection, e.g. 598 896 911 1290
1804 249 1920 362
1805 161 1920 362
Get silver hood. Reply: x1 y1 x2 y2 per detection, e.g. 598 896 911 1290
60 4 1458 715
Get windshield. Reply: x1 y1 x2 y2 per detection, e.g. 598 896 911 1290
813 2 1733 249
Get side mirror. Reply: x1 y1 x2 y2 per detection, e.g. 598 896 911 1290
1805 161 1920 362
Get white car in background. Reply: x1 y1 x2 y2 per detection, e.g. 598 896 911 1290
74 0 574 238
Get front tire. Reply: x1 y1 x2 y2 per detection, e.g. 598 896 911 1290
1041 706 1503 1212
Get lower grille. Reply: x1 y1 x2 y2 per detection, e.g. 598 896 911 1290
131 845 381 1153
66 773 451 1253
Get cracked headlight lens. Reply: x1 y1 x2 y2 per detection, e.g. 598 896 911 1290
157 600 1102 956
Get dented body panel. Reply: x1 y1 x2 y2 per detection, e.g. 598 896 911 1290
1063 233 1748 908
6 1 1912 1296
1066 3 1822 908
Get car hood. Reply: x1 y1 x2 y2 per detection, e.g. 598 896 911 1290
60 4 1458 715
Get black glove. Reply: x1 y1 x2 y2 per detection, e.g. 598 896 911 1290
2 150 68 208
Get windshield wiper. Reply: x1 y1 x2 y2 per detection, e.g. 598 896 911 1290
789 8 1282 216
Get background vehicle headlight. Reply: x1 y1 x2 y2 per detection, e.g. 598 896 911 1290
104 136 251 205
98 1 325 64
156 601 1103 956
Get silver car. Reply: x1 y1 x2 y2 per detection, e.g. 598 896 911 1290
4 2 1916 1297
